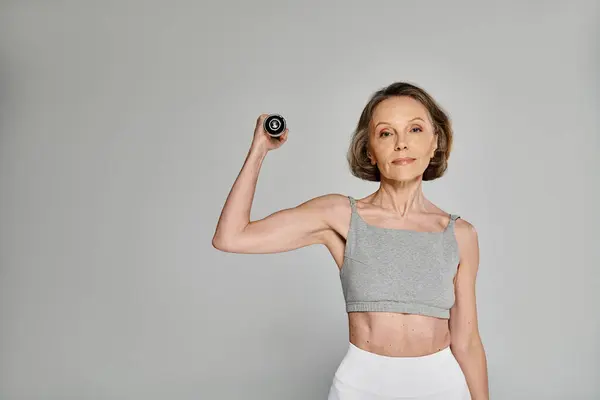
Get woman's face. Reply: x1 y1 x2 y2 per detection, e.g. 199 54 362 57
367 96 438 182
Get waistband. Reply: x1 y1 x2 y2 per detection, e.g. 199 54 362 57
333 342 465 397
346 342 452 366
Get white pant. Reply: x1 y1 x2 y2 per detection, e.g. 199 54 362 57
328 342 471 400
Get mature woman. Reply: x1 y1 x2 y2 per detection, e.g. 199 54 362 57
213 82 489 399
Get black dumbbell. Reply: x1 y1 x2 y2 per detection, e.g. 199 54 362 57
263 114 286 138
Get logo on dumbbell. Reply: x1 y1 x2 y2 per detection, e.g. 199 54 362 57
263 114 286 138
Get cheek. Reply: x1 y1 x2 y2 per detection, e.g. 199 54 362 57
411 137 436 155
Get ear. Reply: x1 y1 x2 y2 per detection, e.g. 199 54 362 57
431 136 439 158
367 150 376 165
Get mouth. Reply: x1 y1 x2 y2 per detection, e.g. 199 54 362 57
392 158 416 165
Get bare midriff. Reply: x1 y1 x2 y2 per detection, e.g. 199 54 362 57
347 311 451 357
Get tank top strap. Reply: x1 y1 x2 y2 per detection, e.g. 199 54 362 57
445 213 461 231
347 196 357 214
345 196 359 258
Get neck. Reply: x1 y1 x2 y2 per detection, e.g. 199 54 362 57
370 176 427 217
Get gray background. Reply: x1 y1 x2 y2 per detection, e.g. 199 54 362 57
1 1 598 399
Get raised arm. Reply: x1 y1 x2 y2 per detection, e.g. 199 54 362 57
213 193 341 254
211 114 341 254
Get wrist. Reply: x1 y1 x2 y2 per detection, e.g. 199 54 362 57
248 144 268 159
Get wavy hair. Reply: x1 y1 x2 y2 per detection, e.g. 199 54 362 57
347 82 453 181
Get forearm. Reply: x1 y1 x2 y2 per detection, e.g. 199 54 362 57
213 146 267 244
452 341 489 400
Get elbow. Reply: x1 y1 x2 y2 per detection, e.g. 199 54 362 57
213 224 251 252
451 336 483 355
450 342 471 355
212 232 243 253
212 235 231 252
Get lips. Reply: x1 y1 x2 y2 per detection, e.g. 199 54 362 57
392 158 416 165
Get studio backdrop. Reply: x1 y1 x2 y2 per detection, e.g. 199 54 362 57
0 1 598 399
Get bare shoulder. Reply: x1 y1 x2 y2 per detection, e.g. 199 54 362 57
300 193 351 231
454 217 478 242
302 193 351 267
299 193 349 208
453 217 480 264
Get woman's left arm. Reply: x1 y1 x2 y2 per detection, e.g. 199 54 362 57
449 219 489 400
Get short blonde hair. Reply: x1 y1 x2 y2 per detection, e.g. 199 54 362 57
347 82 453 181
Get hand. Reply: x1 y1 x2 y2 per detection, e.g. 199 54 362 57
250 114 289 154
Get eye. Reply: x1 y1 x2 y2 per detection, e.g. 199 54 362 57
379 131 392 137
410 126 423 133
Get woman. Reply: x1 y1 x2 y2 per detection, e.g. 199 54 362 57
212 82 489 399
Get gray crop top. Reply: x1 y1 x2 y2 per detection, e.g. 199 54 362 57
340 196 461 319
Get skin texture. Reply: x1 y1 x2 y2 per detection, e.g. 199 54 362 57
213 100 489 399
328 96 465 358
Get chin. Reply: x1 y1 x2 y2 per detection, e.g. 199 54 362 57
386 172 423 182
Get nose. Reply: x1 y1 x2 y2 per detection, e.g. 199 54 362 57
395 131 408 151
